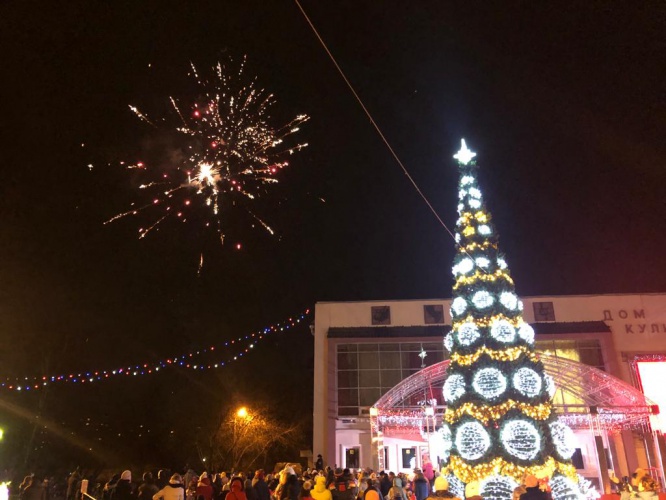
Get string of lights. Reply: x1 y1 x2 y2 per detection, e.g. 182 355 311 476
0 309 311 391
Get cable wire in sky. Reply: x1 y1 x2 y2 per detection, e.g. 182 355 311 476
294 0 458 242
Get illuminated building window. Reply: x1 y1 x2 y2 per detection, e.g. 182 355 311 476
536 339 605 406
402 447 416 469
336 342 447 415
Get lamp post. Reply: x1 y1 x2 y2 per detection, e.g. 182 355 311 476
231 406 253 471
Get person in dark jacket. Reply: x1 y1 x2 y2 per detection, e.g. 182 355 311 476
67 471 82 500
157 472 170 491
138 473 159 500
379 474 392 500
315 456 324 472
251 472 270 500
104 475 122 500
413 473 429 500
280 474 300 500
21 476 46 500
113 471 135 500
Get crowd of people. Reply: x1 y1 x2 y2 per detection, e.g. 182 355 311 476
14 462 561 500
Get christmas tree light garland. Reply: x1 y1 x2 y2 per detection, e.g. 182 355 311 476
441 140 582 497
0 309 310 391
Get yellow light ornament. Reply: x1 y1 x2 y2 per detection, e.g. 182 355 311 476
444 400 552 424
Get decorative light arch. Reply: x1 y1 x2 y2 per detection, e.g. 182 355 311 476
373 354 658 432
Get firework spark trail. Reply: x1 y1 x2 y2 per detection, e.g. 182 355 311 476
105 56 309 252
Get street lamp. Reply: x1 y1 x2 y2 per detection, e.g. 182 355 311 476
236 407 248 419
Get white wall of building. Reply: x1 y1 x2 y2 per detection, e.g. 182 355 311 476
313 293 666 469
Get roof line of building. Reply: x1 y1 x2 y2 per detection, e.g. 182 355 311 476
316 292 666 305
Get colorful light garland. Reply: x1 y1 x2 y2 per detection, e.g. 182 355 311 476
0 309 310 391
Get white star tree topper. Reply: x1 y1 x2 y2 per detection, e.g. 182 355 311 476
453 139 476 165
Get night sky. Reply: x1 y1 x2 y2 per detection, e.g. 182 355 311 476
0 1 664 470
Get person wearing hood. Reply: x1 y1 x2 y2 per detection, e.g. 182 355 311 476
425 476 458 500
310 477 332 500
388 479 408 500
225 478 247 500
154 474 185 500
279 472 301 500
464 482 482 500
197 474 214 500
113 471 135 500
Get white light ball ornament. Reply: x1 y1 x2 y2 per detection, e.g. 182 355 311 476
490 319 516 343
517 323 535 344
550 475 580 500
497 257 508 270
480 476 519 500
500 419 541 461
469 199 481 209
439 423 453 452
446 475 465 499
472 290 494 309
478 224 492 236
461 175 475 186
550 421 576 459
450 297 467 316
475 257 490 269
473 368 507 400
443 374 466 402
513 367 542 397
455 421 491 461
457 322 480 346
443 332 454 352
453 258 474 276
500 292 519 310
468 187 481 199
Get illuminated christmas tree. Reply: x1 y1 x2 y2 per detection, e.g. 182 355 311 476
441 140 582 500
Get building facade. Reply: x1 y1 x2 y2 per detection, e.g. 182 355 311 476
312 293 666 486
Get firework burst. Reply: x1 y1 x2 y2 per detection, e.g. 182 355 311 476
105 57 309 261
